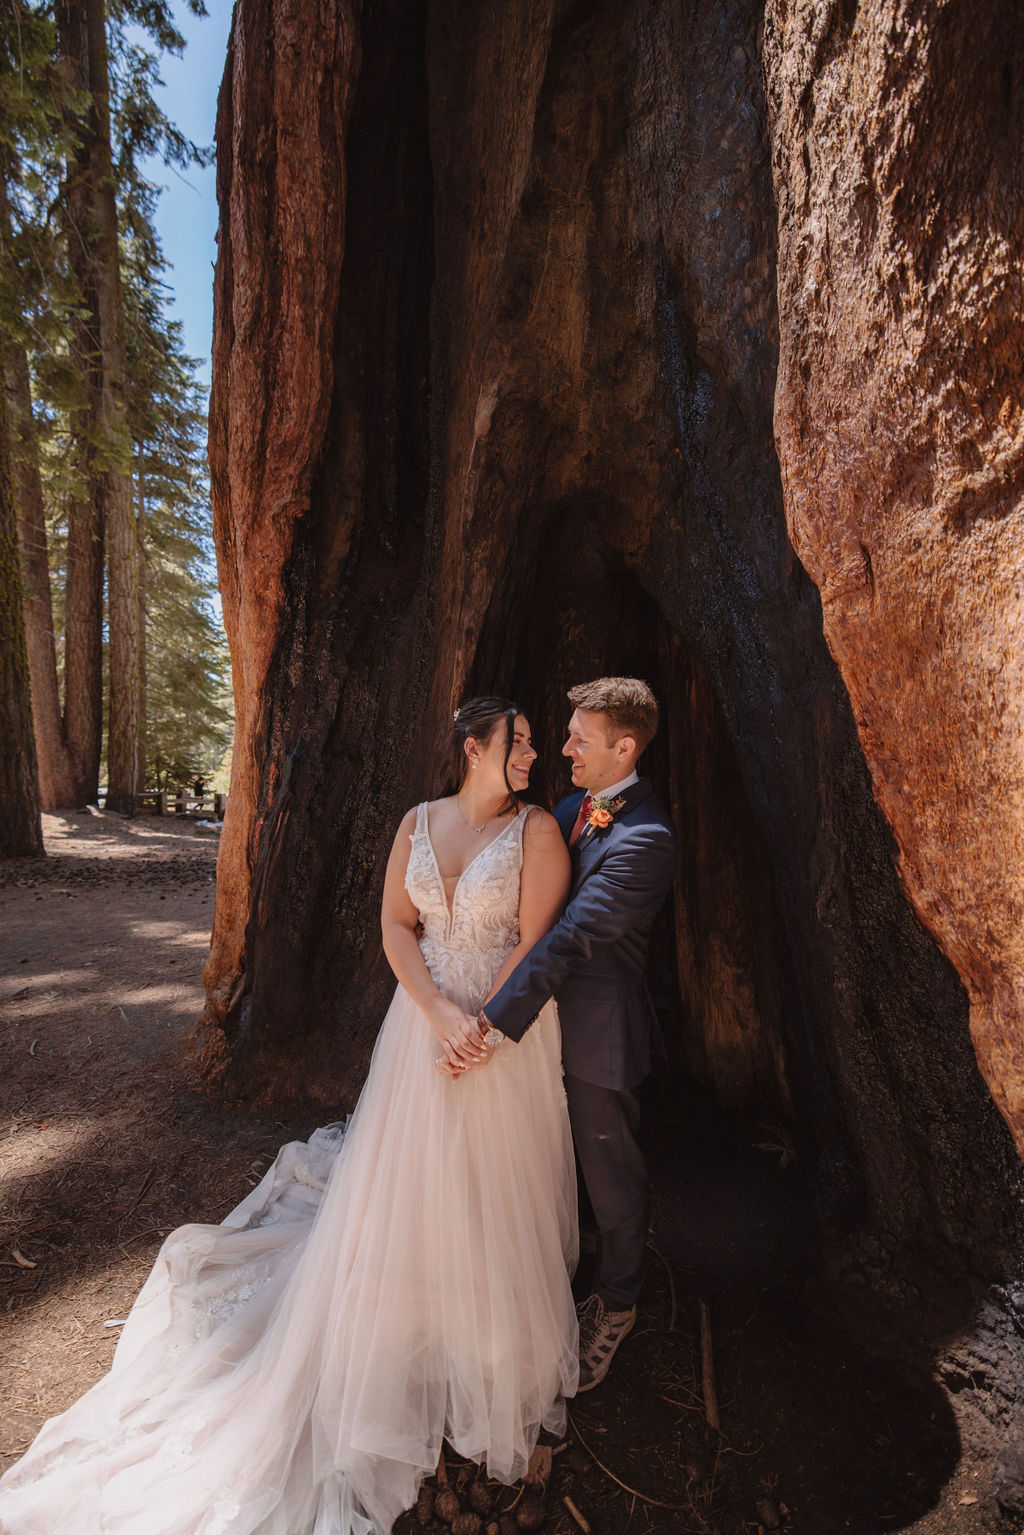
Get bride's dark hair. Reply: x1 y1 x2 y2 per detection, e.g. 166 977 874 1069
438 696 523 809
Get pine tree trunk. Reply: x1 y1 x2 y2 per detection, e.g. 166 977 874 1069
57 0 141 815
58 0 104 806
136 455 146 788
0 170 78 811
5 344 78 811
61 476 103 804
0 360 44 857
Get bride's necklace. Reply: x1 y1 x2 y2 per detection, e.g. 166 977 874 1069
456 792 498 834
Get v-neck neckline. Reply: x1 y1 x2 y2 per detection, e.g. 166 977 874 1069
421 804 521 925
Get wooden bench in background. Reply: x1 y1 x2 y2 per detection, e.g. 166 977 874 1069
135 791 228 819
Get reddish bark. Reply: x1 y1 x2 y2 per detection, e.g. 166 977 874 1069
200 0 360 1080
0 365 43 856
5 344 78 810
198 0 1024 1498
765 0 1024 1154
201 0 1024 1215
202 2 1024 1476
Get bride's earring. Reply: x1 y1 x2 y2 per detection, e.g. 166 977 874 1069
472 762 477 771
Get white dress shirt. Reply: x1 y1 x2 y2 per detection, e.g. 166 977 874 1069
584 769 639 800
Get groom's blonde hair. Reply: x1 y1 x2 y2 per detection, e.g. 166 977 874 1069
567 677 659 753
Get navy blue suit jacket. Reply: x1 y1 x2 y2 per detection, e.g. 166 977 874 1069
485 777 676 1089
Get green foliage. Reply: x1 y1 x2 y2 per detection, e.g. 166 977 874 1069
1 0 232 795
209 740 232 796
108 12 230 789
0 8 88 452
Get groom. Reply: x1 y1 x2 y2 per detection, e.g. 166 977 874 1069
479 676 676 1391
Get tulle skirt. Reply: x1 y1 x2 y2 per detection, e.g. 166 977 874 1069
0 986 579 1534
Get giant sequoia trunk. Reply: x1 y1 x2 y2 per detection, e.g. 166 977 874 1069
201 0 1024 1502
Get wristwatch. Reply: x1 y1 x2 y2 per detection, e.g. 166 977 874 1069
478 1011 505 1048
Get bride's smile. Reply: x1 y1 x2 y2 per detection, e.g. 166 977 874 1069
459 713 537 814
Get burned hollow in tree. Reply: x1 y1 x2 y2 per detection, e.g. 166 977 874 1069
197 0 1024 1520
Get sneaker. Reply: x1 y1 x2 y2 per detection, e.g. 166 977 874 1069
575 1292 637 1392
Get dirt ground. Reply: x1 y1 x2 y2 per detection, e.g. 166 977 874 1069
0 813 1008 1534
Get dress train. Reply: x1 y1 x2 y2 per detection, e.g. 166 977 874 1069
0 803 578 1533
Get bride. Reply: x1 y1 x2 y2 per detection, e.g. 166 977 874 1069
0 698 580 1535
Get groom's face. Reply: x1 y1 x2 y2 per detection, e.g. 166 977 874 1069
563 708 635 794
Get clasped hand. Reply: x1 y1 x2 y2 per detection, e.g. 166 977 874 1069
427 996 490 1079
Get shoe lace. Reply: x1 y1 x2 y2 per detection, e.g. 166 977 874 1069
577 1293 605 1353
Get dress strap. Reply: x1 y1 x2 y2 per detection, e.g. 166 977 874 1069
513 802 534 848
412 801 429 839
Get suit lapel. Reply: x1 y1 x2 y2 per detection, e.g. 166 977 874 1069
616 776 653 815
573 777 654 874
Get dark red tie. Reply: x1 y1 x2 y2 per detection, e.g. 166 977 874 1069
569 793 592 847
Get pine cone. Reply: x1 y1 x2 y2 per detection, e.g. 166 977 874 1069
435 1487 462 1524
515 1496 547 1531
468 1483 494 1516
415 1486 435 1526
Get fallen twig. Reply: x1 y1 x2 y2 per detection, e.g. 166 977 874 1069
123 1167 155 1220
117 1227 166 1255
564 1493 591 1532
568 1410 688 1511
699 1299 719 1431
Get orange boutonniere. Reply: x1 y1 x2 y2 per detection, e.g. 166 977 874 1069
585 793 626 836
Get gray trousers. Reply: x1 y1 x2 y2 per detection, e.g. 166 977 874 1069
564 1073 649 1311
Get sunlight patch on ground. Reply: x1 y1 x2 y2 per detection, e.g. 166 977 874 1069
126 919 211 944
118 985 204 1007
0 970 97 1001
164 929 213 948
40 811 212 860
0 1108 137 1193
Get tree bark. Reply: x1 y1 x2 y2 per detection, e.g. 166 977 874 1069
200 0 1024 1205
57 0 142 815
136 452 146 788
0 158 79 811
5 340 78 811
200 0 363 1087
0 358 44 857
764 0 1024 1159
202 0 1024 1492
58 1 104 806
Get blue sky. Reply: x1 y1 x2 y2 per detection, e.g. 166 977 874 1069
139 0 234 387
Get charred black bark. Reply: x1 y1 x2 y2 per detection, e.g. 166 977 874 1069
205 0 1024 1499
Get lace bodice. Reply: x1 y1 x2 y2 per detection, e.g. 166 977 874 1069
405 800 528 1014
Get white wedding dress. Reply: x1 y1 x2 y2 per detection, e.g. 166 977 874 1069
0 803 579 1534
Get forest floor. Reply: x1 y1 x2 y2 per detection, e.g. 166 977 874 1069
0 812 1008 1535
